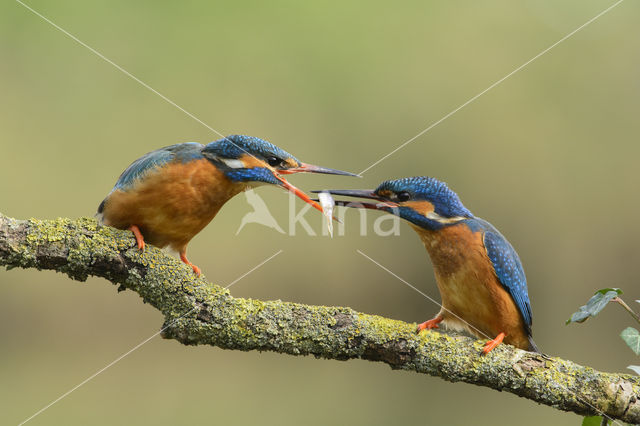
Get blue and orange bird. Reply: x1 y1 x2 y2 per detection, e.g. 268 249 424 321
317 177 539 353
97 135 357 276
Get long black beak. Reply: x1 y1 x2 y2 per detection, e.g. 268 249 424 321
279 163 360 177
311 189 397 210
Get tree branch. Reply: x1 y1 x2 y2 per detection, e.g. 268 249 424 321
1 213 639 423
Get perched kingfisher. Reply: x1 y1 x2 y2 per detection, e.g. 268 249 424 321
98 135 357 276
317 177 539 353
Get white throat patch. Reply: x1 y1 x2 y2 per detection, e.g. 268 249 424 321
426 211 467 224
220 158 245 169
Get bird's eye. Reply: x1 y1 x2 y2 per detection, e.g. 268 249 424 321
397 191 411 202
267 156 281 167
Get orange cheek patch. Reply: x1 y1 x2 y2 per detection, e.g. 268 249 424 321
402 200 435 216
284 158 299 168
238 154 268 169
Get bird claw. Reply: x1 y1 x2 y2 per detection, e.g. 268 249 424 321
180 251 201 276
416 316 443 333
191 264 201 277
482 332 506 355
128 225 146 251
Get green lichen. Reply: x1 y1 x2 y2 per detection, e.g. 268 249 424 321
26 217 68 243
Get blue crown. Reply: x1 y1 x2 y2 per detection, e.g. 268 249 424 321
377 176 473 219
203 135 299 164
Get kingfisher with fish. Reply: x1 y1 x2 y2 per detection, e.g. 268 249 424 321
316 177 539 354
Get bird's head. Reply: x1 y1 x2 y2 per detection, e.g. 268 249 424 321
203 135 358 213
316 176 473 230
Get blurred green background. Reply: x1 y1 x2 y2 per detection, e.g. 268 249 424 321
1 0 639 424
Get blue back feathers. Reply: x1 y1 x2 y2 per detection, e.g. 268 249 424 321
470 218 533 331
113 142 204 191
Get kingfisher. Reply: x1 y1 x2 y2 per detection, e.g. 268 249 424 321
316 177 539 354
97 135 357 276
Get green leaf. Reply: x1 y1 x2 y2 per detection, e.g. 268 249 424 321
582 415 608 426
594 287 622 296
628 365 640 375
621 327 640 355
566 289 622 324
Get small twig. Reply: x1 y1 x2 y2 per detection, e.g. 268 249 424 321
613 297 640 325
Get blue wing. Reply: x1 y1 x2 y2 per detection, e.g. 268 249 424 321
475 219 532 331
113 142 204 191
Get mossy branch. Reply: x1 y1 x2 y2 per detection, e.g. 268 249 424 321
1 213 639 423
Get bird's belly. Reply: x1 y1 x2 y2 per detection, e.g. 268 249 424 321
102 159 243 250
416 225 529 348
435 265 528 348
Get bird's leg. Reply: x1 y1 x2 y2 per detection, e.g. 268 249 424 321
482 332 506 355
179 250 201 276
128 225 145 251
416 315 443 333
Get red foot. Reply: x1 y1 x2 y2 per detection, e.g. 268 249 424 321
128 225 145 251
416 316 443 333
482 332 506 355
180 251 201 276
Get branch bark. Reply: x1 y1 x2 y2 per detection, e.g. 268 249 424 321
1 213 639 423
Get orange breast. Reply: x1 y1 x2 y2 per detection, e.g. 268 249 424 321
412 223 530 349
102 159 245 251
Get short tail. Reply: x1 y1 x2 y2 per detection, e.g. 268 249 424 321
528 335 541 353
95 199 106 224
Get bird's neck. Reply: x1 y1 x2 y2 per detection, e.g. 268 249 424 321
187 159 247 212
410 222 483 277
411 222 461 251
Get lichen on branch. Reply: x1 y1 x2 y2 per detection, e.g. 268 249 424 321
1 213 639 423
